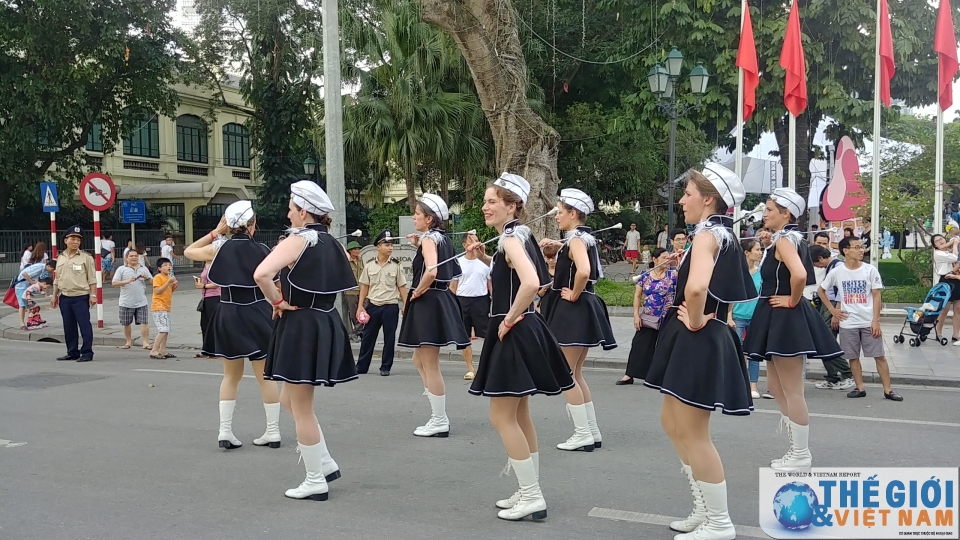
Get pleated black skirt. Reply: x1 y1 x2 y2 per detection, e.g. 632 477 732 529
201 301 273 360
264 308 357 386
469 314 575 397
625 326 659 379
742 300 844 361
397 289 470 349
544 292 617 350
643 309 753 416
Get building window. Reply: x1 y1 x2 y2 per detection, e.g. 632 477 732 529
123 109 160 158
222 123 250 168
86 123 103 152
176 114 208 164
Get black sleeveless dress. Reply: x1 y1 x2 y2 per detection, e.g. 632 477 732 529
542 226 617 350
264 223 358 386
397 229 470 349
643 215 756 415
742 224 844 361
202 233 275 360
469 221 575 397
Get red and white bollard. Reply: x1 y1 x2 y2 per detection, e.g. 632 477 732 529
93 210 103 329
49 211 58 260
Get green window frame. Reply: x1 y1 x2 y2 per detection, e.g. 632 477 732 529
176 115 208 164
222 123 250 168
123 110 160 158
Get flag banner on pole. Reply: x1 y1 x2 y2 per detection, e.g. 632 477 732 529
780 0 808 116
879 0 896 107
737 0 759 121
935 0 959 110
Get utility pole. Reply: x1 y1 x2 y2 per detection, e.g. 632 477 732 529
322 0 345 241
321 0 349 327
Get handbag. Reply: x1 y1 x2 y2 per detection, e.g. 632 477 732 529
3 287 19 309
639 313 661 330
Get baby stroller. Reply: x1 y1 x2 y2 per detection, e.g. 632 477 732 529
894 282 952 347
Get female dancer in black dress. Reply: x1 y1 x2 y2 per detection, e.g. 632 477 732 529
183 201 281 450
253 180 358 500
540 189 616 452
468 173 575 521
397 194 470 437
642 165 755 540
742 188 843 472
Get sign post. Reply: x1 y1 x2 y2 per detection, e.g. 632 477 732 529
79 173 117 329
40 182 60 260
121 201 147 251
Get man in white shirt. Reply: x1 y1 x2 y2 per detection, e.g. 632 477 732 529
450 233 491 381
624 223 642 273
160 236 181 275
100 233 116 282
819 237 902 402
112 249 153 349
656 225 669 250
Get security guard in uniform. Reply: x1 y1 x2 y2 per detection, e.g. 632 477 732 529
51 225 97 362
356 229 407 376
345 241 365 341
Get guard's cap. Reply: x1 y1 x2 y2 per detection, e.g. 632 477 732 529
374 230 395 246
65 225 83 238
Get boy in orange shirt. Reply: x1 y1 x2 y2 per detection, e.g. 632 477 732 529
150 258 178 359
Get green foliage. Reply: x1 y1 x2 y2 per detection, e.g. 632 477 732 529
365 201 409 238
452 205 497 243
195 0 321 210
0 0 191 227
897 249 934 287
595 278 636 307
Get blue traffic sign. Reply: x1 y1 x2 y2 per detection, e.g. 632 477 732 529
40 182 59 213
121 200 147 224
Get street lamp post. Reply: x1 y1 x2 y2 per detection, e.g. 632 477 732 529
647 48 710 235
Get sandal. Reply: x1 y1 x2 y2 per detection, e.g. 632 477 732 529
164 353 177 359
149 354 166 359
118 344 131 349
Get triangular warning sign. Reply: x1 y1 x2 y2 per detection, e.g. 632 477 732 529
43 187 57 208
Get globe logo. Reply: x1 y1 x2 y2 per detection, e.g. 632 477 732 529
772 482 820 530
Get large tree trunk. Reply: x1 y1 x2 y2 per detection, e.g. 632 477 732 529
405 170 417 213
773 111 815 231
418 0 560 239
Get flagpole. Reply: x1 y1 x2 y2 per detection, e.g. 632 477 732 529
935 107 945 238
869 0 882 267
788 114 796 189
734 0 746 236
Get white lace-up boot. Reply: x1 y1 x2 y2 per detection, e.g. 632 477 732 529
414 392 450 437
771 414 792 467
284 441 329 501
317 424 341 482
218 400 242 449
253 402 281 448
583 401 603 448
674 481 736 540
669 462 706 532
771 421 812 471
496 452 538 509
496 457 547 521
556 403 595 452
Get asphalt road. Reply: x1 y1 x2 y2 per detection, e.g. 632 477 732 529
1 340 959 540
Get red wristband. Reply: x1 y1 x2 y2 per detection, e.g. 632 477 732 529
272 298 284 306
210 231 217 241
504 315 524 329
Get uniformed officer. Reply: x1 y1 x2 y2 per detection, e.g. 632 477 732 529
344 241 365 342
356 230 408 376
51 225 97 362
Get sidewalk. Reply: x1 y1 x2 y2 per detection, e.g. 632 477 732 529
3 286 960 387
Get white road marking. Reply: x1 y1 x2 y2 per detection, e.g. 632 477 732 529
0 439 27 448
588 507 770 538
134 368 254 379
752 407 960 428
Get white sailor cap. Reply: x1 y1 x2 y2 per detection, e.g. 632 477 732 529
559 188 595 215
291 180 334 215
771 187 806 218
701 163 746 208
420 193 450 221
493 173 530 204
224 200 255 228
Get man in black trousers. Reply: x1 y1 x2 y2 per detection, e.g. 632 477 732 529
51 225 97 362
356 230 408 376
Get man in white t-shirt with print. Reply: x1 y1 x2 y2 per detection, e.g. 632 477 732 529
451 232 491 381
160 236 181 275
624 223 642 273
818 237 903 402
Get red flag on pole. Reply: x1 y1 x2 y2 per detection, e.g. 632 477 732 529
780 0 807 117
737 1 759 121
935 0 959 110
878 0 895 107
